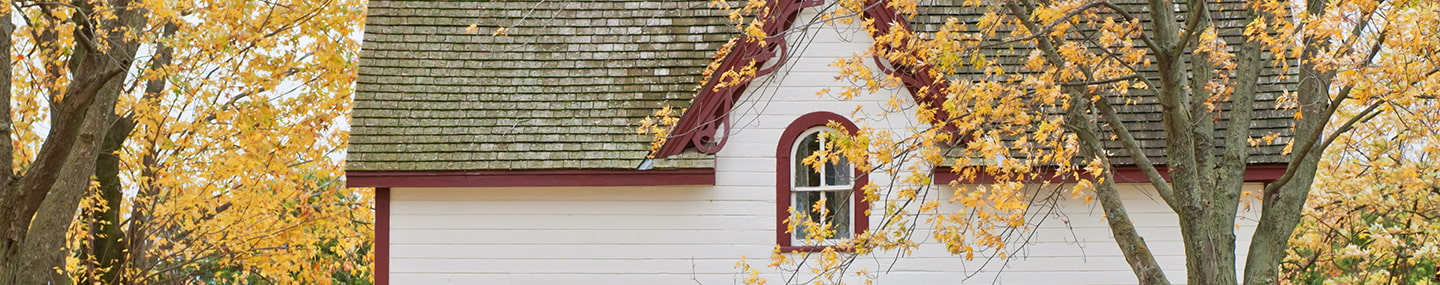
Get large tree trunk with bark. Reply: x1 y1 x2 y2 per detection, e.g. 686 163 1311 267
1242 0 1333 282
0 7 20 277
84 117 134 284
1027 0 1316 283
0 0 147 282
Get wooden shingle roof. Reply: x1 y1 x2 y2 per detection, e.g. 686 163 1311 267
912 0 1296 165
350 0 731 171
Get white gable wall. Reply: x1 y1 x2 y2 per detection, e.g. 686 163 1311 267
386 5 1264 284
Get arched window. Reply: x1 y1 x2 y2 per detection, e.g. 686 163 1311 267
776 112 868 251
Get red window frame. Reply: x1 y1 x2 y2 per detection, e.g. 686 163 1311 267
775 111 870 252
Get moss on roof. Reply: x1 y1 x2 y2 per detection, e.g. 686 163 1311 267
913 0 1296 165
349 0 731 171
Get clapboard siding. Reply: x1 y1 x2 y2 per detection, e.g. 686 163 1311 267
877 183 1264 283
391 186 778 284
391 273 745 285
395 200 775 215
392 229 772 245
387 4 1265 284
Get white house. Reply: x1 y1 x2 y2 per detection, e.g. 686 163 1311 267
347 0 1295 284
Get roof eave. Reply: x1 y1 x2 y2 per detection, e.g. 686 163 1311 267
932 163 1290 184
346 168 717 188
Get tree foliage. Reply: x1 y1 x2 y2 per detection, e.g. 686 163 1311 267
0 0 370 283
680 0 1440 283
1285 25 1440 282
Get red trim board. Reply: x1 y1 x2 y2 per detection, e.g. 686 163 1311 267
346 168 715 188
932 163 1289 184
375 187 390 285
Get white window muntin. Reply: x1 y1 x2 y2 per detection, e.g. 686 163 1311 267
790 127 854 243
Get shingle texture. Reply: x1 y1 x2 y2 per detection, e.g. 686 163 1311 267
350 0 732 171
914 0 1296 165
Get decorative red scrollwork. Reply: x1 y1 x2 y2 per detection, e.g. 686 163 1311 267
654 0 949 158
653 0 824 158
860 0 950 121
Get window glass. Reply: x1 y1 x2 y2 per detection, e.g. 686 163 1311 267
794 191 820 237
824 155 850 186
794 132 821 187
793 191 852 239
826 191 850 238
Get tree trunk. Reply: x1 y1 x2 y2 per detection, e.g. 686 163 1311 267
0 7 18 278
7 80 121 284
1242 0 1333 282
1178 210 1239 285
1068 94 1171 284
83 20 173 285
0 0 146 281
84 118 134 285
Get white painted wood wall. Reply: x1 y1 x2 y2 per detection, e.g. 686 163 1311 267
386 4 1264 284
389 183 1262 284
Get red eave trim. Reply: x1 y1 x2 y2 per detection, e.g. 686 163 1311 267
653 0 824 158
346 169 716 188
861 0 950 121
932 163 1289 184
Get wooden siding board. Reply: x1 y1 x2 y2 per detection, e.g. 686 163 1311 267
388 183 1263 283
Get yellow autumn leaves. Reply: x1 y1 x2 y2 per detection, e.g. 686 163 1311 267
1283 1 1440 281
3 0 370 283
703 0 1440 282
